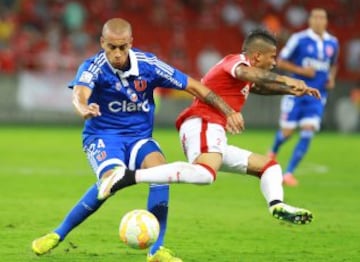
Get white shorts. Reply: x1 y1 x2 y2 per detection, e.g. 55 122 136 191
179 117 252 174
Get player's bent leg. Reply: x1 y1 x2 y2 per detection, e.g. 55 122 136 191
247 155 313 224
147 246 183 262
32 232 61 255
257 159 284 203
269 203 313 225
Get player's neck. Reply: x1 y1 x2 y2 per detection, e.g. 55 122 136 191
119 60 131 71
311 28 325 39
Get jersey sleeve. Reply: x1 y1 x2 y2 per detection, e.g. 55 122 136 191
68 60 98 90
279 34 299 60
222 54 250 78
152 57 188 90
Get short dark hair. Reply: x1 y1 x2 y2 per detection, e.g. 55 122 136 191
242 28 277 53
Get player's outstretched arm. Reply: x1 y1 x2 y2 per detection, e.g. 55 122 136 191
280 75 321 98
235 64 320 98
72 85 101 119
184 77 245 134
251 80 321 98
235 64 303 87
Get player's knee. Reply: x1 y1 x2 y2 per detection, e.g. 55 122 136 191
259 159 279 177
196 163 216 184
173 161 215 184
281 128 294 138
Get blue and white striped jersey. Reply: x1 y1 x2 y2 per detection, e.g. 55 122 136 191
279 28 339 98
69 48 188 142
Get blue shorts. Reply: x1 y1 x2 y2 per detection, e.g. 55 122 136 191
83 135 162 179
279 95 326 131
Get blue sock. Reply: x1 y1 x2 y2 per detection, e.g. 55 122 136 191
54 184 105 240
271 130 289 153
147 184 169 255
286 130 314 174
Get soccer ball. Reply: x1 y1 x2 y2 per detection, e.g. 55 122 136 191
119 209 160 249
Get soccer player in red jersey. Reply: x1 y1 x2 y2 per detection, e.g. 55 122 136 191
99 29 320 225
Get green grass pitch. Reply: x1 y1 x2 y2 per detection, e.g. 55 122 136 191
1 126 359 261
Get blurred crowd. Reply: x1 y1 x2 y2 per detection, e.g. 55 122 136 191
1 0 360 80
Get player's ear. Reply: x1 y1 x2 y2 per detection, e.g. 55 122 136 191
129 37 133 48
100 36 106 49
254 51 262 62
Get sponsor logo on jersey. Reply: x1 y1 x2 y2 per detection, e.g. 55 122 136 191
108 99 150 113
241 84 250 99
302 57 330 72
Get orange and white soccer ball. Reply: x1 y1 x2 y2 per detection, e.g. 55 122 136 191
119 209 160 249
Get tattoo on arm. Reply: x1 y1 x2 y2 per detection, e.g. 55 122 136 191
251 83 292 95
237 67 296 95
252 70 282 85
237 66 284 85
204 91 234 116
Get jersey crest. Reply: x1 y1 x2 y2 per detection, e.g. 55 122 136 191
134 79 147 92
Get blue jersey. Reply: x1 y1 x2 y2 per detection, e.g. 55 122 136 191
279 28 339 99
69 49 188 142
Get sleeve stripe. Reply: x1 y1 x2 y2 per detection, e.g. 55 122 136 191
87 53 106 74
280 33 302 59
135 53 174 75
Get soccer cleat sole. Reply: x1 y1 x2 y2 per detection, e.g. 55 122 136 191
272 206 313 225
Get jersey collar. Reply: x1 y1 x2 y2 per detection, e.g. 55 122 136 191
106 49 139 78
307 28 331 41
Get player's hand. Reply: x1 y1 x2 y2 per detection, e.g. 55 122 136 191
300 67 316 78
81 103 102 119
283 77 308 95
304 87 321 99
225 112 245 134
291 85 321 99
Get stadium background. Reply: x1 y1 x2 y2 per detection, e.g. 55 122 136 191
0 0 359 131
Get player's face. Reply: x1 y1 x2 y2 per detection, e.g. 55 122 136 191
101 31 133 70
309 9 327 35
256 46 277 70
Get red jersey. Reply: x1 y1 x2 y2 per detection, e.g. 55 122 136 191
176 53 252 129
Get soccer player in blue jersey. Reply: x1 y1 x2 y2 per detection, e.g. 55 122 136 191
31 18 244 261
268 8 339 186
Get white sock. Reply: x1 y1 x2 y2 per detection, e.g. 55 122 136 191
135 161 214 185
260 164 284 204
